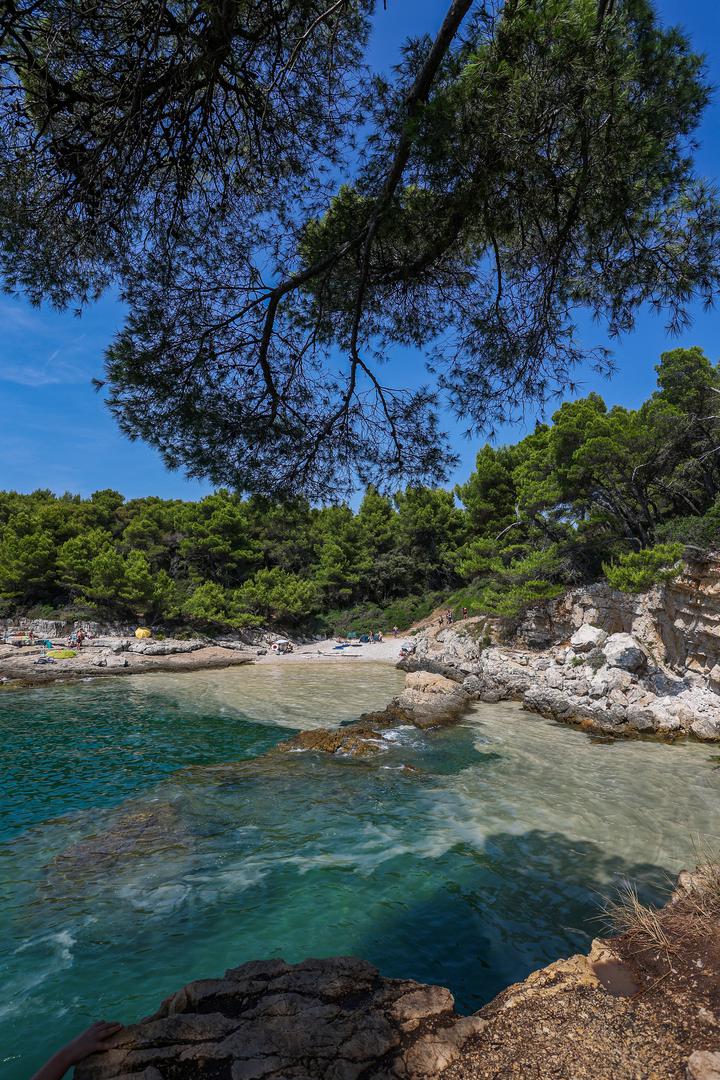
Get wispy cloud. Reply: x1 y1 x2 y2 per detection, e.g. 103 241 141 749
0 354 89 386
0 298 108 385
0 299 52 335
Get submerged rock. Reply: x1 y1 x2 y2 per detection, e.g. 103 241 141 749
49 802 192 879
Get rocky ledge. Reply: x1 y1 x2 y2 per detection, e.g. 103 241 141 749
75 869 720 1080
0 641 255 686
74 955 486 1080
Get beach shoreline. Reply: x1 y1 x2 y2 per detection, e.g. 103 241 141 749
0 634 407 689
254 636 408 665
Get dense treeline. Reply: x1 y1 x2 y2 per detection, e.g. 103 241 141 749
2 347 720 632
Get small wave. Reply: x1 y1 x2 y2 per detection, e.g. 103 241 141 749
1 930 77 1020
14 928 75 961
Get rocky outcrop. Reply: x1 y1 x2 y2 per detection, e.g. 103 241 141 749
279 670 472 756
406 560 720 740
279 722 391 756
391 671 470 728
126 639 205 656
0 642 253 686
569 624 608 652
75 956 487 1080
511 552 720 684
422 625 720 740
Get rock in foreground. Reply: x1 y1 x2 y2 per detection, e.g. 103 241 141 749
74 867 720 1080
75 956 485 1080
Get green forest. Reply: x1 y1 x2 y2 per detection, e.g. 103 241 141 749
2 347 719 634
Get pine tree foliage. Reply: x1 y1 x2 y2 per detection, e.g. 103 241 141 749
1 1 719 495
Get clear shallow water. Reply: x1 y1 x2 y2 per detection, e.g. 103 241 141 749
2 665 720 1078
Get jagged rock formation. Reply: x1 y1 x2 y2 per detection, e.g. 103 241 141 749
413 624 720 740
512 554 720 682
405 562 720 740
74 956 487 1080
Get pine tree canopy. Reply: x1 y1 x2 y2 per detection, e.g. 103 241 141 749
1 0 719 496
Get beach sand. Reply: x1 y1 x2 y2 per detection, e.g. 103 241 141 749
256 636 409 665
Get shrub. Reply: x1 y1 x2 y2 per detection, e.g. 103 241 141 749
587 650 606 671
324 593 441 635
474 579 565 618
655 497 720 549
603 543 684 593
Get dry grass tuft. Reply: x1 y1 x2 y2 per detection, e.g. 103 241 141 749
602 852 720 965
675 860 720 920
604 882 675 959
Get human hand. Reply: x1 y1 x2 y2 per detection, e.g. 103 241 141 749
61 1021 124 1064
30 1022 124 1080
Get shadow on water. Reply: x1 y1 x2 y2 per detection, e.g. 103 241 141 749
350 827 671 1013
5 693 710 1080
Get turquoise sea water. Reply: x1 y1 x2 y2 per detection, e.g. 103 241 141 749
3 662 720 1078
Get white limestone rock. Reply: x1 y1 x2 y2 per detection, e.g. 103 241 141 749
603 633 648 673
570 625 608 653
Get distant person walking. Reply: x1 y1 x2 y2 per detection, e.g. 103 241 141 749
392 625 399 637
462 606 468 620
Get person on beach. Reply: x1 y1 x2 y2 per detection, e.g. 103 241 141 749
76 628 85 648
30 1020 123 1080
392 625 399 637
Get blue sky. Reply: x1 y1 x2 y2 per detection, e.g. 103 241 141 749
1 0 720 501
